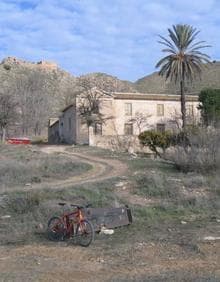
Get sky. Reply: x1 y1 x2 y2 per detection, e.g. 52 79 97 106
0 0 219 81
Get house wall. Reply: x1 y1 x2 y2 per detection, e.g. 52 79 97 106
102 96 200 135
76 115 89 144
48 121 59 144
89 94 200 150
59 105 76 144
75 97 90 144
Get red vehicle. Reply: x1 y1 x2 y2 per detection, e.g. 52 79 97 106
47 203 95 247
7 137 31 145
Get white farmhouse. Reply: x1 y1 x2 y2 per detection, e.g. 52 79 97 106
48 91 199 149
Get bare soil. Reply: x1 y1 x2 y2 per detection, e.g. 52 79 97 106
0 145 219 282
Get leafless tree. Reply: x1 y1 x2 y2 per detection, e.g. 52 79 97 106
56 72 78 108
168 109 182 131
168 108 198 132
77 76 114 129
128 111 152 134
13 70 55 135
0 93 18 142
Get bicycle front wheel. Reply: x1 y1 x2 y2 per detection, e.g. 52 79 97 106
76 219 94 247
47 216 65 241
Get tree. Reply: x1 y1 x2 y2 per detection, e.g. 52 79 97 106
77 76 114 132
138 130 172 157
156 24 210 129
14 69 55 135
0 94 17 142
78 88 104 128
198 88 220 126
128 112 152 134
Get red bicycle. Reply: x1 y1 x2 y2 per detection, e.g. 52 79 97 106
47 203 94 247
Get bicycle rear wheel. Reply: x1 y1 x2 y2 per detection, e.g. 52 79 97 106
47 216 65 241
76 219 94 247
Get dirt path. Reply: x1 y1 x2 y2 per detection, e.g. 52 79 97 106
0 240 219 281
1 145 128 193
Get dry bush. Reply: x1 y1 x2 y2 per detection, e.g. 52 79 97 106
166 128 220 173
0 191 59 244
4 191 41 214
134 172 179 198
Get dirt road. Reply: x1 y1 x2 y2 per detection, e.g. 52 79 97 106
0 145 219 281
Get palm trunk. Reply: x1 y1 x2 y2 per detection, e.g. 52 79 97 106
180 80 186 130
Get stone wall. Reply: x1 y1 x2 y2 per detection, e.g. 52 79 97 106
89 130 147 153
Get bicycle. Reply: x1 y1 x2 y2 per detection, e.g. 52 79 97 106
47 202 95 247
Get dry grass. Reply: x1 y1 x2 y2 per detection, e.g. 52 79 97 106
166 128 220 173
0 144 91 188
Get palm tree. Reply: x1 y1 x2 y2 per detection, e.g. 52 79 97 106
156 24 210 129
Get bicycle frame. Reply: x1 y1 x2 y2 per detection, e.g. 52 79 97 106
48 203 95 246
61 207 85 238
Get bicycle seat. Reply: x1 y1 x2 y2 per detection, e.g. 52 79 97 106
70 204 92 209
70 204 82 209
58 202 66 206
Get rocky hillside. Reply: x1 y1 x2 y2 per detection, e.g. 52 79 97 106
0 57 137 136
134 62 220 94
78 72 136 93
0 57 136 107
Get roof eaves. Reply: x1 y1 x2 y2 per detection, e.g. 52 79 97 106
61 104 74 112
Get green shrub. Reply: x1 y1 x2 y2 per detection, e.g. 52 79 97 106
138 130 172 157
199 88 220 126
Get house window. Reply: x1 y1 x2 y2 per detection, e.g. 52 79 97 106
124 123 133 135
156 123 165 133
157 104 164 116
186 105 194 116
125 103 132 116
68 118 71 130
94 122 102 135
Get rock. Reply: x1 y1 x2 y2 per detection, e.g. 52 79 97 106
1 215 11 219
115 181 125 187
100 226 114 235
181 221 187 225
121 176 128 179
130 153 137 158
97 258 105 263
203 236 220 241
35 223 44 233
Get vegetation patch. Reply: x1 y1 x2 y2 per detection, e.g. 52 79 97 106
0 178 120 245
0 145 92 188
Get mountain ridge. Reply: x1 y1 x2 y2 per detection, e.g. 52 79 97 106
2 57 220 96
